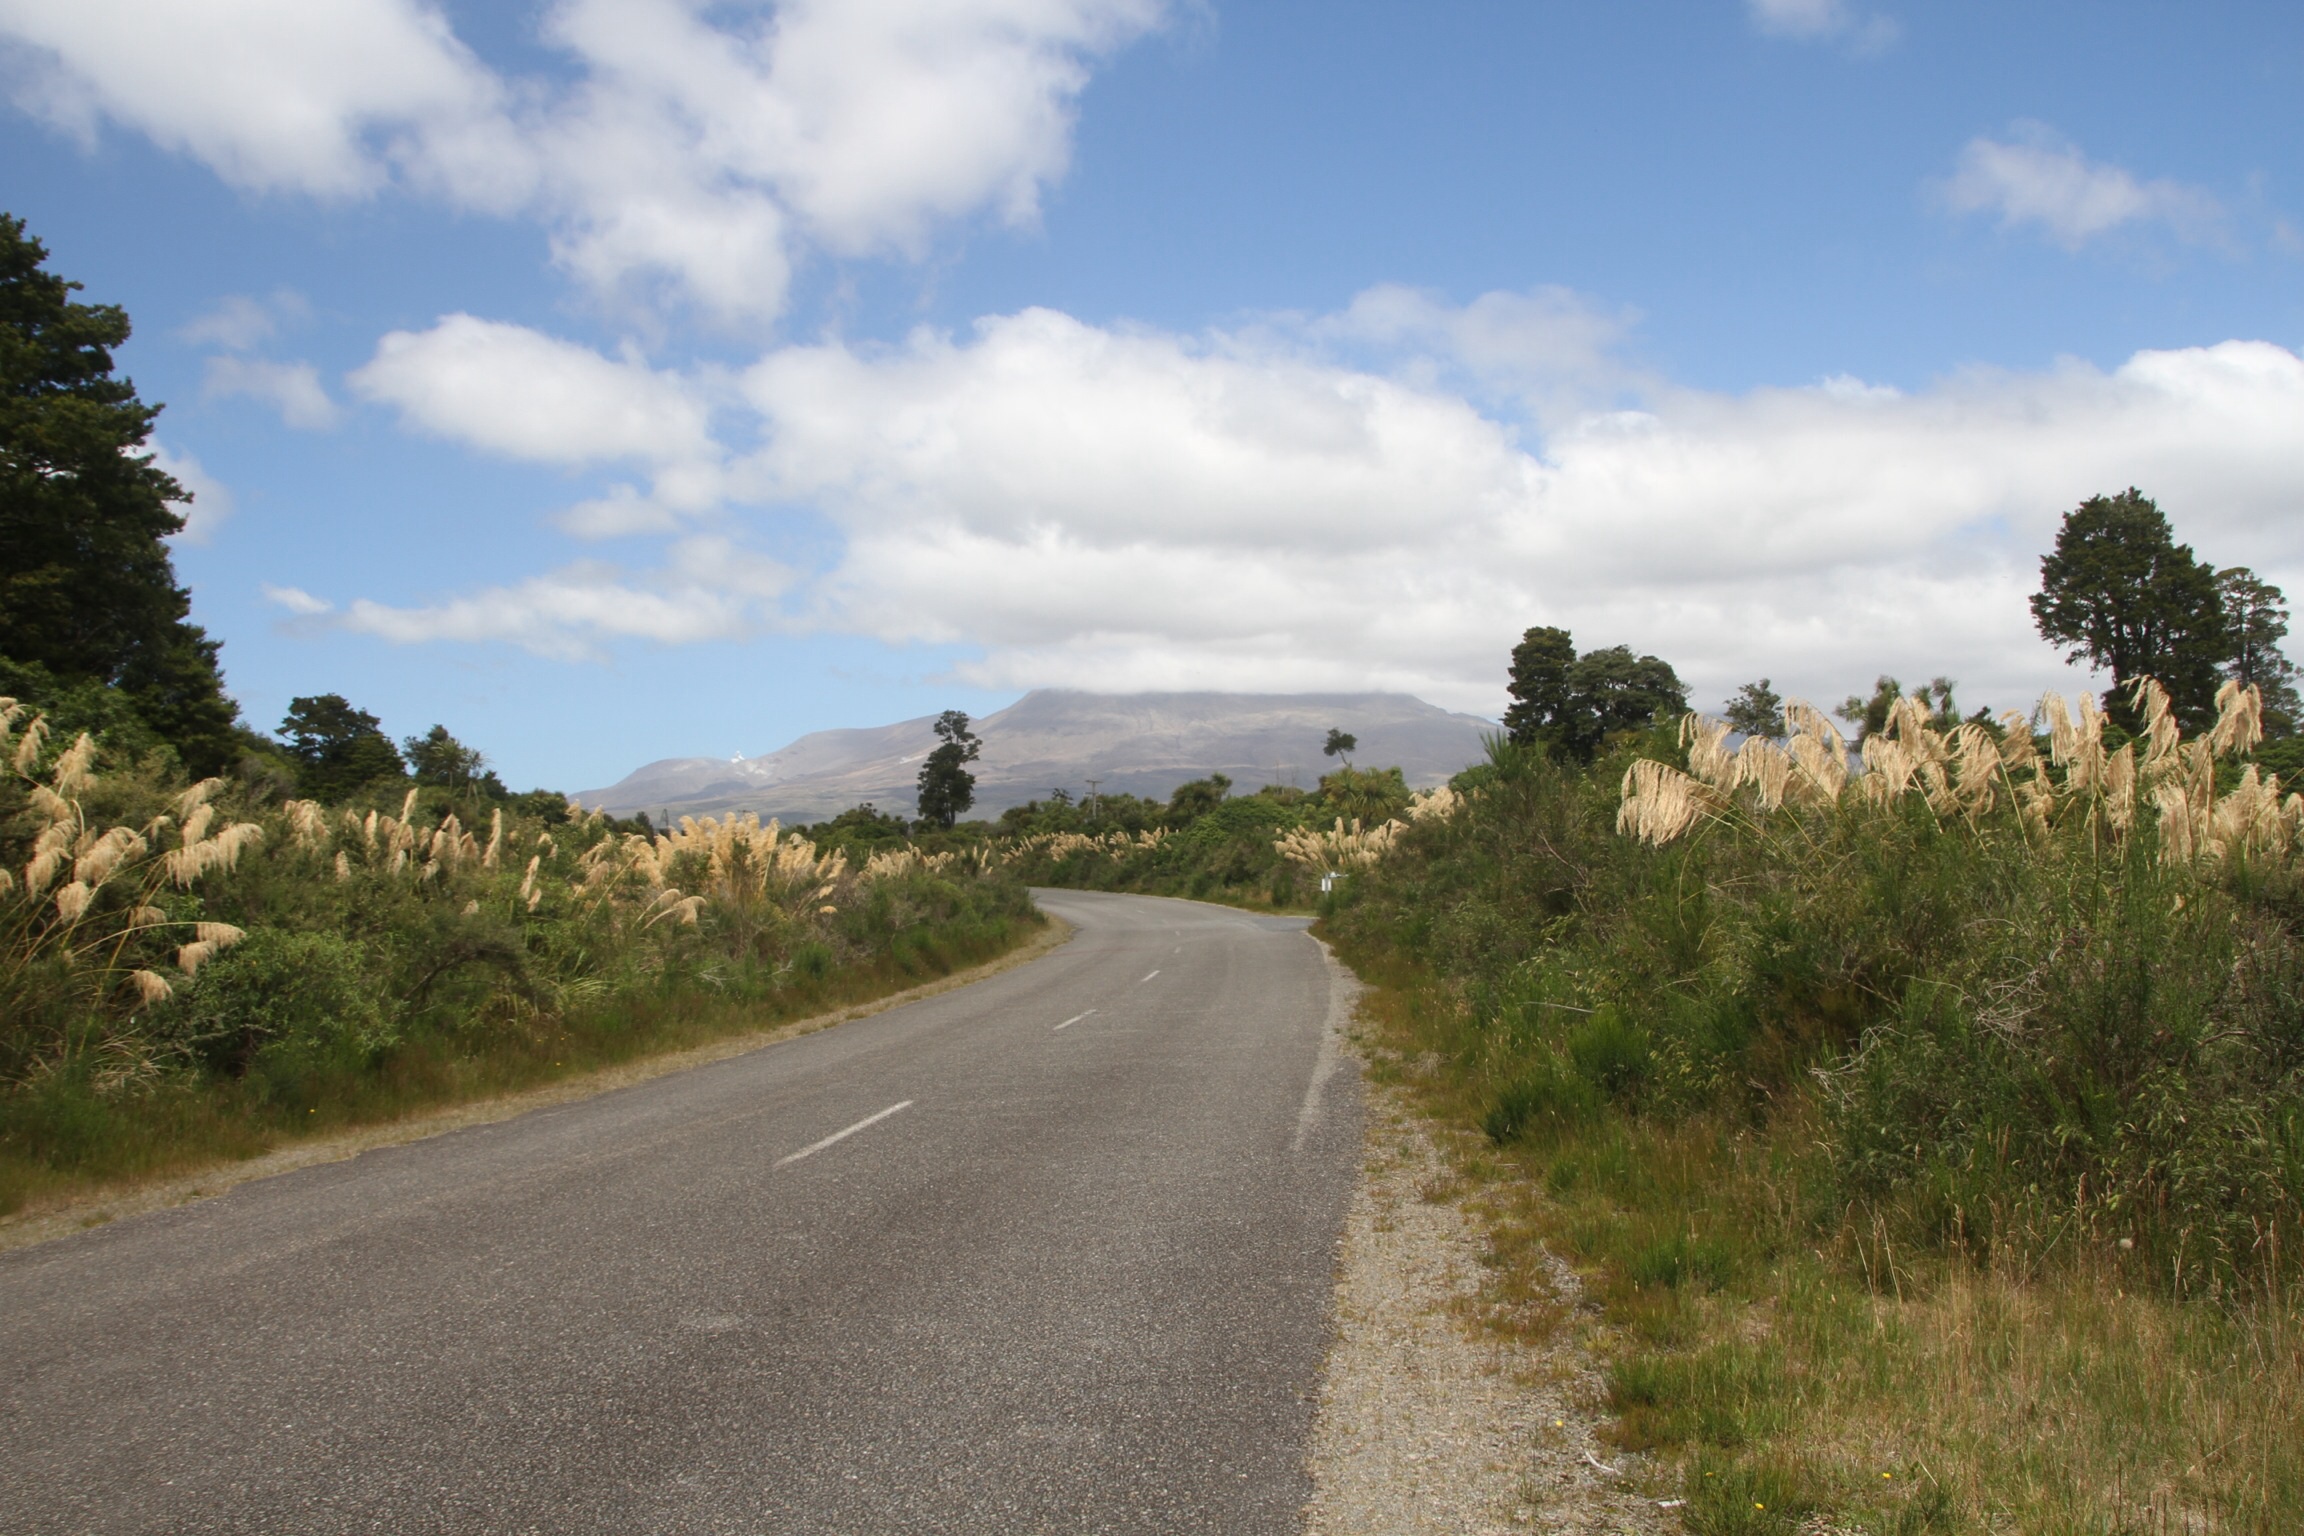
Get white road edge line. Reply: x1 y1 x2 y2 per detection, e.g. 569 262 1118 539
775 1100 914 1168
1141 969 1160 982
1053 1010 1095 1031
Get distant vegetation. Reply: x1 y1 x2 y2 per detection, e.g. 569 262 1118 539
0 722 1034 1211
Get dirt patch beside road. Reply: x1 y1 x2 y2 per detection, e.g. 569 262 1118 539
1305 1049 1682 1535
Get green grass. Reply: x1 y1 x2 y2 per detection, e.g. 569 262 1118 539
1342 954 2304 1534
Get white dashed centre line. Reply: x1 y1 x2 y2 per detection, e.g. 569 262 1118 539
775 1100 914 1168
1141 969 1160 983
1054 1010 1095 1031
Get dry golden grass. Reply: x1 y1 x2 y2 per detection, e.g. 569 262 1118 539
1621 678 2304 876
1 707 260 1022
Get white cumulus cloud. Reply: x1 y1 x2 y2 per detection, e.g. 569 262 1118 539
203 356 342 430
1745 0 1896 50
0 0 1165 322
338 537 794 658
1940 125 2221 249
261 583 335 616
0 0 527 204
351 313 718 471
1307 283 1647 422
729 313 2304 712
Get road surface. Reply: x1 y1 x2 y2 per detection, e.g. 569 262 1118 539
0 890 1361 1534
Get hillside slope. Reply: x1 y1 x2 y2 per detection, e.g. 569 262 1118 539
577 690 1494 821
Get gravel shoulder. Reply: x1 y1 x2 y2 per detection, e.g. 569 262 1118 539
1305 1010 1683 1536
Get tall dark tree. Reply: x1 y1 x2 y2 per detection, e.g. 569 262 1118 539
1560 646 1688 760
280 695 406 801
2031 490 2229 729
1503 625 1577 748
1321 727 1356 765
1505 626 1687 762
0 214 238 771
1724 679 1786 739
2216 567 2302 736
915 709 981 829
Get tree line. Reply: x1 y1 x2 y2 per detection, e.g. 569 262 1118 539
1500 488 2295 765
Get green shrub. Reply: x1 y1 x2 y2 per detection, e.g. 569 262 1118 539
169 929 392 1072
1485 1053 1603 1142
1567 1006 1652 1102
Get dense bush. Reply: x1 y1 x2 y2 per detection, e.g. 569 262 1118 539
1329 687 2304 1297
0 703 1039 1208
996 768 1443 910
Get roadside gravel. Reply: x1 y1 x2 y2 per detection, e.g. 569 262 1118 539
1305 1032 1682 1536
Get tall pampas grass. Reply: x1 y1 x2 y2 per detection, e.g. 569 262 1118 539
0 704 262 1029
1617 676 2297 870
1274 817 1404 873
0 698 1034 1132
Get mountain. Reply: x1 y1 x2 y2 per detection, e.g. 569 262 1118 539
575 689 1497 823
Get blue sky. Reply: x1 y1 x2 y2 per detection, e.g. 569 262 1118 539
3 0 2300 791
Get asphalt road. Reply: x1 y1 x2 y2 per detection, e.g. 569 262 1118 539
0 890 1361 1534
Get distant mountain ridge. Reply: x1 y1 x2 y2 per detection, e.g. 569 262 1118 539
576 689 1496 823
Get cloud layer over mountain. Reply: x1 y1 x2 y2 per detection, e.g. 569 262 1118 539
332 293 2304 714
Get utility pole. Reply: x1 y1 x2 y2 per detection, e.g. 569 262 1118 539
1084 778 1101 823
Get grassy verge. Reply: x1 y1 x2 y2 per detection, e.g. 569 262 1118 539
1342 958 2303 1535
1321 691 2304 1535
0 897 1045 1219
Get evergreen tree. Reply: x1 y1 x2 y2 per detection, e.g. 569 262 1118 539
1561 646 1687 759
1502 626 1577 748
817 802 913 846
0 214 238 771
2031 490 2229 729
1166 773 1232 823
1836 675 1960 742
915 710 981 829
280 695 406 801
